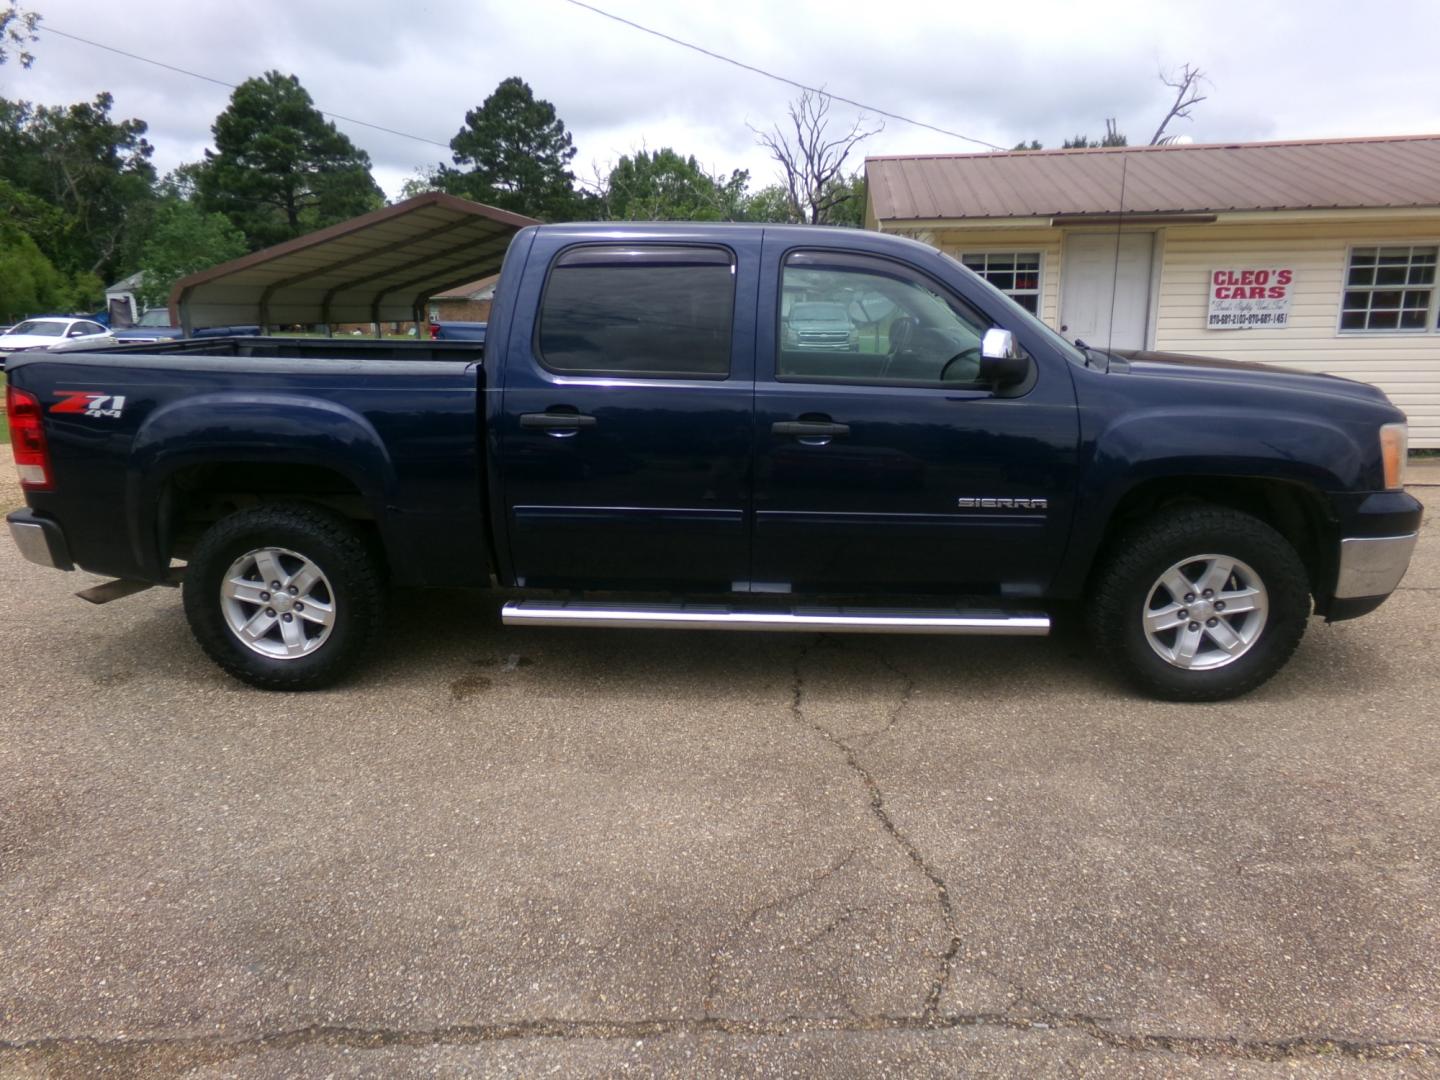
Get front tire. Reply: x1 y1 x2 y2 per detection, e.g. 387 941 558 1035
182 505 384 690
1087 506 1310 701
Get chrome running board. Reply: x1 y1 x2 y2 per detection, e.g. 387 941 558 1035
501 600 1049 636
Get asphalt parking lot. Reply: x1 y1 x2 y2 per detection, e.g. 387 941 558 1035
2 450 1438 1078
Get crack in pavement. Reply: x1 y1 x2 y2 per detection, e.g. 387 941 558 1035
789 639 962 1021
702 848 858 1017
3 1015 1433 1072
849 642 917 751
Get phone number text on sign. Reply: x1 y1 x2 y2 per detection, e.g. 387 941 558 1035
1208 268 1294 329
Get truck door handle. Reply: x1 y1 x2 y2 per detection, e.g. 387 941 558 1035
772 420 850 438
519 412 598 433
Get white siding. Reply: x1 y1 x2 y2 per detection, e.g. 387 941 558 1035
1154 220 1440 447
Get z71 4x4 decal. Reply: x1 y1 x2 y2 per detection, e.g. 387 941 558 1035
49 391 126 419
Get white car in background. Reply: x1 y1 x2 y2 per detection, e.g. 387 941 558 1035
0 318 115 369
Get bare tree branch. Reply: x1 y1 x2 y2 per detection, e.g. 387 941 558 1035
749 89 883 224
1150 64 1208 146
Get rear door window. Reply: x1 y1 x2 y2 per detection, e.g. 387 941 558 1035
538 245 735 378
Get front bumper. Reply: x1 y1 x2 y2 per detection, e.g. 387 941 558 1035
1324 489 1423 621
1335 533 1419 600
6 509 74 571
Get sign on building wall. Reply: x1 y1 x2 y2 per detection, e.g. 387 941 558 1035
1207 268 1294 329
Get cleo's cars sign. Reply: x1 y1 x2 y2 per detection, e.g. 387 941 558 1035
1207 268 1294 329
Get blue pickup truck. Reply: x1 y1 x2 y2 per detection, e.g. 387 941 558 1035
4 224 1422 700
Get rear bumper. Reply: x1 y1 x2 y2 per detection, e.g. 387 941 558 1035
6 509 74 571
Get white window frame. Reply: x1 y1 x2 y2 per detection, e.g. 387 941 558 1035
1336 242 1440 336
958 250 1044 317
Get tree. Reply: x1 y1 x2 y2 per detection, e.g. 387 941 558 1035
0 230 70 321
196 71 383 250
1015 60 1207 150
443 77 580 221
1012 139 1043 151
1150 64 1207 145
398 166 443 200
136 199 248 310
0 4 39 68
1062 121 1128 149
599 148 749 221
819 170 866 228
0 93 156 279
741 183 796 223
751 90 883 225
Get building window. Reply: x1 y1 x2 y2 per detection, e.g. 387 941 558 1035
1340 246 1437 332
961 252 1041 314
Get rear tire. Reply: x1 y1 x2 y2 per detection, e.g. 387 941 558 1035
182 504 384 690
1086 506 1310 701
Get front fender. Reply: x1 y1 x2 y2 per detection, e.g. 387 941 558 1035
1091 406 1370 495
127 393 399 577
1054 407 1365 597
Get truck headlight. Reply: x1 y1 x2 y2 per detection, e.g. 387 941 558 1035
1380 422 1408 490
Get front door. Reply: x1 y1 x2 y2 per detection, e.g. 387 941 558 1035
1060 232 1154 350
499 238 756 591
751 243 1079 598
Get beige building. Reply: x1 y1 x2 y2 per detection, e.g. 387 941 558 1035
866 135 1440 447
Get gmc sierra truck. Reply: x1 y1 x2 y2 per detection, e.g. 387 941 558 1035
4 224 1423 700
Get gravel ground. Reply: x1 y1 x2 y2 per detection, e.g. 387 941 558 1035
0 464 1436 1078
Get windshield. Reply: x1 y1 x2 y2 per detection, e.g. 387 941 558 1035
938 251 1088 366
7 320 67 337
137 308 172 327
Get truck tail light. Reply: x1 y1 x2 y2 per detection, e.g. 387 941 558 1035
6 384 53 490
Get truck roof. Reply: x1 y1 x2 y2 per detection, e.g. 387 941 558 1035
526 221 942 257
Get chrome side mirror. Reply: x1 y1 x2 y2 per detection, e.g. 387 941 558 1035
978 328 1029 386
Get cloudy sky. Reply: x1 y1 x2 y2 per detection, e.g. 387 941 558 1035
5 0 1440 200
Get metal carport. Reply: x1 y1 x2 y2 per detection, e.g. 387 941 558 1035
168 193 539 334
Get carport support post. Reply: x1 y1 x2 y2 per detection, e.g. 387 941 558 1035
412 290 432 340
371 297 383 340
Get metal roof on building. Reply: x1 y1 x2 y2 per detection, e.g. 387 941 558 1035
866 134 1440 223
170 193 537 330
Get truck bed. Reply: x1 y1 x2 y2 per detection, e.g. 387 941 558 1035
6 339 491 588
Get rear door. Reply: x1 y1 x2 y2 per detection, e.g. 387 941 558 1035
497 233 757 590
752 240 1079 598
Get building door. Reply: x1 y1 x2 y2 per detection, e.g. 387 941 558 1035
1060 232 1154 350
